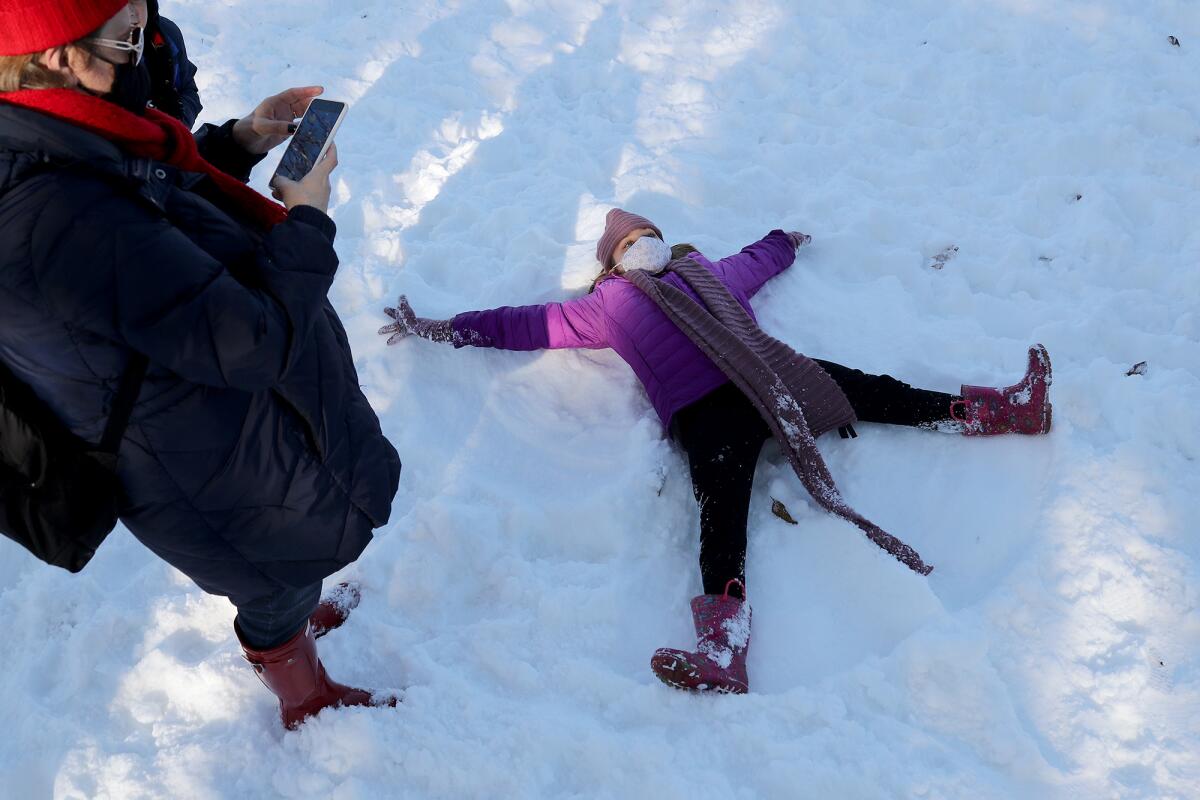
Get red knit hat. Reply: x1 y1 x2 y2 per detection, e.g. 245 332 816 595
0 0 130 57
596 208 664 268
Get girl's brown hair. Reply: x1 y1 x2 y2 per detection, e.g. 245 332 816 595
669 243 699 260
589 241 700 293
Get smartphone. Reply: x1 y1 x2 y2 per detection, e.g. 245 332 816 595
272 98 348 184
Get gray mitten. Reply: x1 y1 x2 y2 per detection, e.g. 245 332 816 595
786 231 812 249
379 296 480 346
379 296 452 345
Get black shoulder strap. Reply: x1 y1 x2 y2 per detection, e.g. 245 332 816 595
99 355 149 454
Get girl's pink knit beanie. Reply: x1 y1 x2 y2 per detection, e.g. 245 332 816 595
595 208 663 268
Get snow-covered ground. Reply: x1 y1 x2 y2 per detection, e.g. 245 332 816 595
3 0 1199 797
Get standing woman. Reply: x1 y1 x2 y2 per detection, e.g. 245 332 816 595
381 209 1051 694
0 1 401 729
130 0 202 126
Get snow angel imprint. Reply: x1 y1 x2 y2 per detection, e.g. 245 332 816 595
380 208 1053 694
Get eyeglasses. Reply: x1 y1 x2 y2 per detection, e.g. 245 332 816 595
88 24 145 66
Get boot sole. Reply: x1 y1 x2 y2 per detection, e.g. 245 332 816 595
651 654 748 695
657 675 745 695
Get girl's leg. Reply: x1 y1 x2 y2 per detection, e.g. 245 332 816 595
656 383 762 693
816 345 1053 435
673 383 771 599
814 359 960 428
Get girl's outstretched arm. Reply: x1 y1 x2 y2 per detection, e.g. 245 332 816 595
380 290 609 351
711 230 811 298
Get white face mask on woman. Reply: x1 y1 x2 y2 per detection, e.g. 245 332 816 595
618 235 672 272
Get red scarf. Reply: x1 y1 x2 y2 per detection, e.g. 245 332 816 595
0 89 289 230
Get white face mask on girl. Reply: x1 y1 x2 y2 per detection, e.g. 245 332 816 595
618 235 672 272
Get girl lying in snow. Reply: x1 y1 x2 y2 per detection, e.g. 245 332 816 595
379 209 1053 694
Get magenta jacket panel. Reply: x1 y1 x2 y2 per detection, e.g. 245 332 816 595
451 230 796 428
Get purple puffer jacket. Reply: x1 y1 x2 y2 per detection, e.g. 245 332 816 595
451 230 796 429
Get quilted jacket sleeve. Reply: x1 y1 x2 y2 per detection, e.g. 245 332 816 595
709 230 797 298
450 288 609 351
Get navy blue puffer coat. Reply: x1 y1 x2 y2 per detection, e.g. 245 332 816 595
0 102 400 602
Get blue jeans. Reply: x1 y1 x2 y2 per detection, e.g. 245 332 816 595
234 581 322 650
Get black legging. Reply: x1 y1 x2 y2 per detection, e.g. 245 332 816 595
672 362 959 598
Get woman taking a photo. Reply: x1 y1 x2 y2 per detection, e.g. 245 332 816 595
0 0 400 729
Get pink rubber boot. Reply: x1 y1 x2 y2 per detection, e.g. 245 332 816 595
310 582 361 639
650 581 751 694
951 344 1053 435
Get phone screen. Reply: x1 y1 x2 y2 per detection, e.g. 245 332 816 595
274 99 345 182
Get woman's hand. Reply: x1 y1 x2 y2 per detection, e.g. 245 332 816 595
271 144 338 213
231 85 324 155
379 296 420 345
786 231 812 249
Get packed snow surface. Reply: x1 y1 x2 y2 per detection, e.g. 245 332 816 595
2 1 1198 798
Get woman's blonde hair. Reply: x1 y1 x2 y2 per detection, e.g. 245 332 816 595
0 52 75 93
0 29 104 94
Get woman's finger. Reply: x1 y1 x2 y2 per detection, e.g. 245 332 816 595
269 177 293 193
311 143 339 178
255 119 293 138
283 86 324 115
273 85 323 105
269 174 296 191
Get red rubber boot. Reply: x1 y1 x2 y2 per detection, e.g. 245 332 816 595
951 344 1053 435
238 623 395 730
650 581 752 694
310 582 361 639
